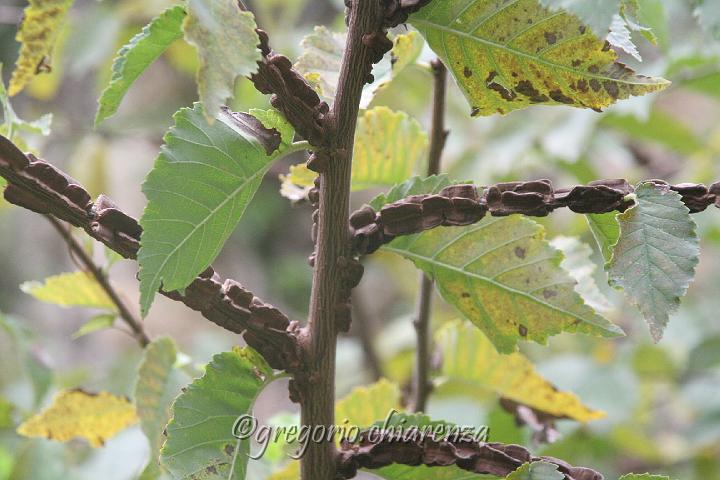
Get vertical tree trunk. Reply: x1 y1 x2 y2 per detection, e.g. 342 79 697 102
300 2 382 479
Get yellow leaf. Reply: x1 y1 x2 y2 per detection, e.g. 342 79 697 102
409 0 669 115
17 389 138 447
280 107 427 195
21 271 118 311
438 320 605 423
9 0 74 97
335 378 401 428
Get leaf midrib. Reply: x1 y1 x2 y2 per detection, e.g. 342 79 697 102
410 18 662 86
384 245 602 328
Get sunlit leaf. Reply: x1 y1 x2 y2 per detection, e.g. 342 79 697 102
506 461 564 480
551 236 611 312
607 182 699 342
135 337 186 480
95 5 186 126
183 0 261 120
280 107 427 195
138 104 294 316
16 389 137 447
438 320 605 422
295 27 423 109
8 0 73 96
408 0 669 116
20 271 117 312
586 212 620 263
160 347 279 480
607 14 641 61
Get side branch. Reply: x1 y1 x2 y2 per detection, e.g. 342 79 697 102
337 432 602 480
351 178 720 255
46 216 150 347
0 135 302 372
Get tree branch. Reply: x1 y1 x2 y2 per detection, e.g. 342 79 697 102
337 431 602 480
351 179 720 255
0 135 303 372
46 215 150 347
412 59 448 413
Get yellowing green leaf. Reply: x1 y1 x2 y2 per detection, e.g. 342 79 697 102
21 271 117 312
408 0 669 116
335 379 401 428
438 320 605 422
295 28 423 109
161 347 279 480
280 107 427 195
16 389 137 447
607 182 699 342
183 0 261 120
95 5 186 126
9 0 74 97
384 215 623 353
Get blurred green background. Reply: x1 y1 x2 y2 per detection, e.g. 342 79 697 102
1 0 720 479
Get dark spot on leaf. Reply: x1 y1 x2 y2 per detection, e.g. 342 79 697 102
471 106 480 116
463 67 473 78
544 32 557 44
571 59 582 67
224 444 235 456
603 80 619 99
207 466 217 475
602 41 611 51
576 79 588 92
461 292 471 298
588 65 600 74
519 325 528 337
514 246 526 259
515 80 548 103
589 79 601 92
579 25 587 34
549 90 574 104
542 289 558 299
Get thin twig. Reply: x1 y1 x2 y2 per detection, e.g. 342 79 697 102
45 216 151 347
412 59 448 413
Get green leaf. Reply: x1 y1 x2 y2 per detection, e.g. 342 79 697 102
1 64 53 148
20 271 118 311
183 0 261 120
135 337 186 480
368 174 453 210
506 462 564 480
8 0 73 97
437 320 605 422
138 104 293 315
160 347 279 480
408 0 669 116
295 27 423 109
95 5 186 126
280 107 428 194
0 396 13 429
71 314 116 339
607 182 700 342
551 236 611 312
586 212 620 263
383 213 623 353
